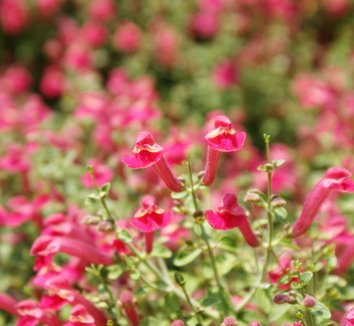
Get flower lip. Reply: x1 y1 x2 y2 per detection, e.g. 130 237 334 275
122 132 165 169
205 115 246 152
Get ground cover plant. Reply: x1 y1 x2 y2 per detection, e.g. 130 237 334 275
0 0 354 325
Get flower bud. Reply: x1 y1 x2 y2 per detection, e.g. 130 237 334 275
273 294 290 304
244 189 262 203
97 220 115 232
171 320 186 326
303 295 316 308
271 196 287 208
174 273 185 287
221 316 238 326
83 215 101 225
249 322 261 326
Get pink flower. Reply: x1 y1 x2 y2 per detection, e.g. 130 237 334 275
292 167 354 237
203 115 246 186
122 132 183 192
340 307 354 326
222 316 238 325
36 0 62 18
114 22 141 54
171 320 186 326
249 322 261 326
3 64 32 94
88 0 116 22
130 196 171 253
31 235 112 265
189 10 219 39
68 305 95 326
81 160 113 189
212 60 239 90
205 193 259 247
40 66 64 98
82 22 107 48
120 291 139 326
0 293 19 317
0 0 29 35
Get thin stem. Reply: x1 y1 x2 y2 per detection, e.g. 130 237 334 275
88 165 114 220
181 285 203 324
236 135 274 312
187 158 231 315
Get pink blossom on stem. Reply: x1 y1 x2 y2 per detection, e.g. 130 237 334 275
205 193 259 247
130 196 171 253
203 115 246 186
292 167 354 237
122 132 183 192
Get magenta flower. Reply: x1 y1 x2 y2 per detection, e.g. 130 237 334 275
31 235 112 266
122 132 183 192
130 196 171 253
120 291 139 326
292 167 354 237
205 193 259 247
340 307 354 326
0 293 19 317
203 115 246 186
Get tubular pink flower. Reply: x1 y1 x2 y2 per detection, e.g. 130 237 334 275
122 132 183 192
47 277 108 326
205 193 259 247
336 237 354 274
120 290 139 326
0 293 19 317
292 167 354 237
130 196 171 253
31 235 112 265
203 115 246 186
69 305 95 325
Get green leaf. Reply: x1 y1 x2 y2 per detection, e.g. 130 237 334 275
117 229 133 243
254 288 272 313
165 293 181 313
130 269 140 280
106 265 123 280
171 190 188 199
174 246 202 267
300 271 313 286
100 183 111 196
151 244 172 258
274 207 288 223
312 302 331 320
201 295 220 307
272 159 285 168
218 236 237 251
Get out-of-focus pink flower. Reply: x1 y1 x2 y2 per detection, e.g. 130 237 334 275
0 293 19 317
292 167 354 237
43 39 63 61
130 196 171 253
40 66 65 98
203 115 246 185
189 10 219 39
0 0 29 35
36 0 62 18
31 235 112 265
205 193 259 247
222 316 238 325
82 22 107 48
68 305 95 326
120 291 139 326
152 22 179 68
212 60 239 90
64 43 92 71
2 65 32 94
81 160 113 189
122 132 183 192
113 22 141 54
89 0 116 22
340 307 354 326
249 322 261 326
171 320 186 326
107 68 130 95
292 74 336 110
323 0 349 16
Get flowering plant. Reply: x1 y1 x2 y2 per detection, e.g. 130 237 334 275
1 0 354 325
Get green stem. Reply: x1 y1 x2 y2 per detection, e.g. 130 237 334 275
236 135 274 312
181 285 203 324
